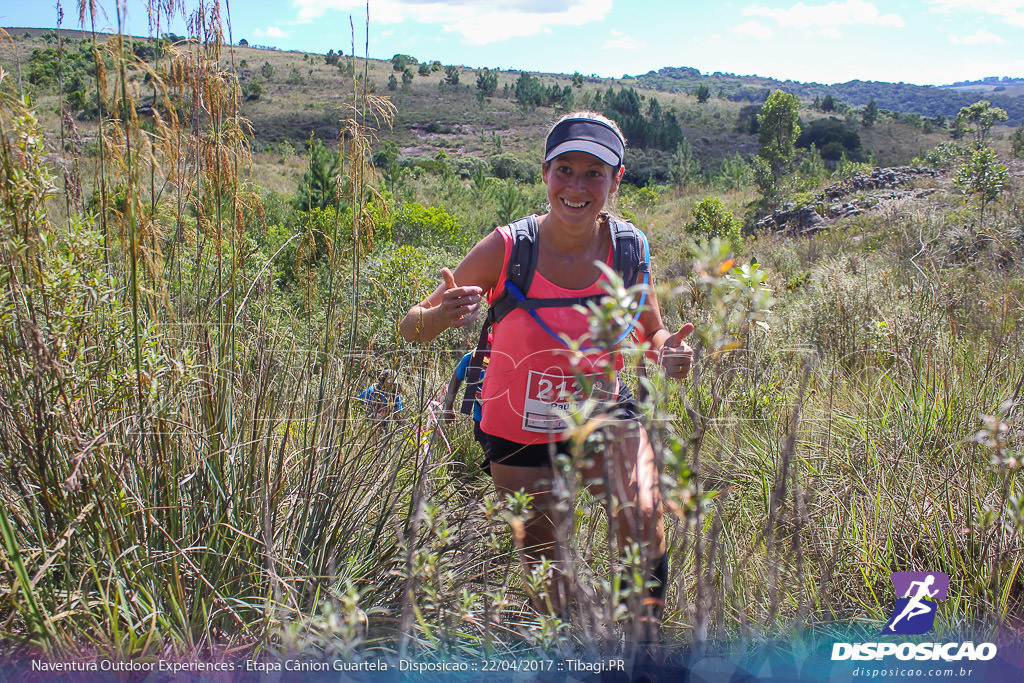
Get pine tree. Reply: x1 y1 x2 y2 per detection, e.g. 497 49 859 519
756 90 801 202
862 98 878 128
296 138 341 211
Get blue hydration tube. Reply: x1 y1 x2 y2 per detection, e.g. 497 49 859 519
504 230 651 350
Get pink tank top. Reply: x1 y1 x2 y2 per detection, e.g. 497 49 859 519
480 222 622 444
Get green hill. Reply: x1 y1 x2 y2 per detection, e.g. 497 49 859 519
0 29 1015 183
633 66 1024 126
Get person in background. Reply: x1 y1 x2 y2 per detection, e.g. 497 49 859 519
357 369 404 421
441 347 490 470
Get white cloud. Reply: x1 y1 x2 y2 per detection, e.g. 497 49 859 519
732 20 773 38
291 0 613 44
744 0 905 29
950 29 1006 44
930 0 1024 27
932 0 1024 10
253 26 291 39
602 29 645 51
819 27 842 37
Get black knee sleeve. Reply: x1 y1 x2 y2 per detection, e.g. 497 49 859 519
647 553 668 602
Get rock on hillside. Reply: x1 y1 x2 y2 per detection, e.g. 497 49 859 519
820 166 941 201
757 167 942 235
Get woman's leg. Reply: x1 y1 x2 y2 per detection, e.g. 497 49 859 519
490 462 570 615
581 419 666 641
488 421 665 622
581 419 665 560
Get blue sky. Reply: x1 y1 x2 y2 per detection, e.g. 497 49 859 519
3 0 1023 85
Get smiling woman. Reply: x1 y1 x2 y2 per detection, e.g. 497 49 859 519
400 110 695 643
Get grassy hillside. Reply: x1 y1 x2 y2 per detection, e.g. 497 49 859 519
941 77 1024 98
2 28 994 189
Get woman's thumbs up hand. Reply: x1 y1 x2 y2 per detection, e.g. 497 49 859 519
659 322 695 379
439 267 483 328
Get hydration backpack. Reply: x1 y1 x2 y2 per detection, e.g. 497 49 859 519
459 214 650 415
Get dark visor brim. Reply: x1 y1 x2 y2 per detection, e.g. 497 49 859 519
544 118 624 167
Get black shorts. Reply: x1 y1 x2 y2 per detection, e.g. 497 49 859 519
472 420 487 448
482 382 639 469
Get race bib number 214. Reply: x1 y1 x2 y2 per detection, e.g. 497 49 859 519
522 370 611 433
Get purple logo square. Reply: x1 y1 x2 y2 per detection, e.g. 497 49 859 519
884 571 949 635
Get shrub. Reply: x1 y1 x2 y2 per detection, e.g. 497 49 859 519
443 65 459 87
489 153 539 183
619 184 664 215
953 146 1009 231
914 141 963 171
296 138 341 211
66 89 88 110
713 154 754 191
392 202 476 253
391 53 417 71
668 139 700 187
735 104 761 134
132 40 161 61
359 244 456 345
797 117 863 161
424 120 455 134
686 197 743 249
797 143 827 183
454 156 487 180
28 46 95 90
476 69 498 99
494 179 527 226
242 81 263 101
833 156 871 180
1010 123 1024 160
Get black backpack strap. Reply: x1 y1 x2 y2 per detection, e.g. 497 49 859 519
489 215 539 325
608 217 649 287
459 318 491 416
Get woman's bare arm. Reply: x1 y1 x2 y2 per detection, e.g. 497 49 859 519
400 230 505 342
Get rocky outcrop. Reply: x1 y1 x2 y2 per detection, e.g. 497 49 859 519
819 166 941 201
755 205 826 235
757 166 942 235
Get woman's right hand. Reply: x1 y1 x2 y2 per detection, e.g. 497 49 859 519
438 268 483 328
401 232 501 342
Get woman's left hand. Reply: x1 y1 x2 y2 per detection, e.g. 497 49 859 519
659 323 695 379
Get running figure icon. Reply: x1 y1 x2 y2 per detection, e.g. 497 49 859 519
884 571 949 635
888 575 938 631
